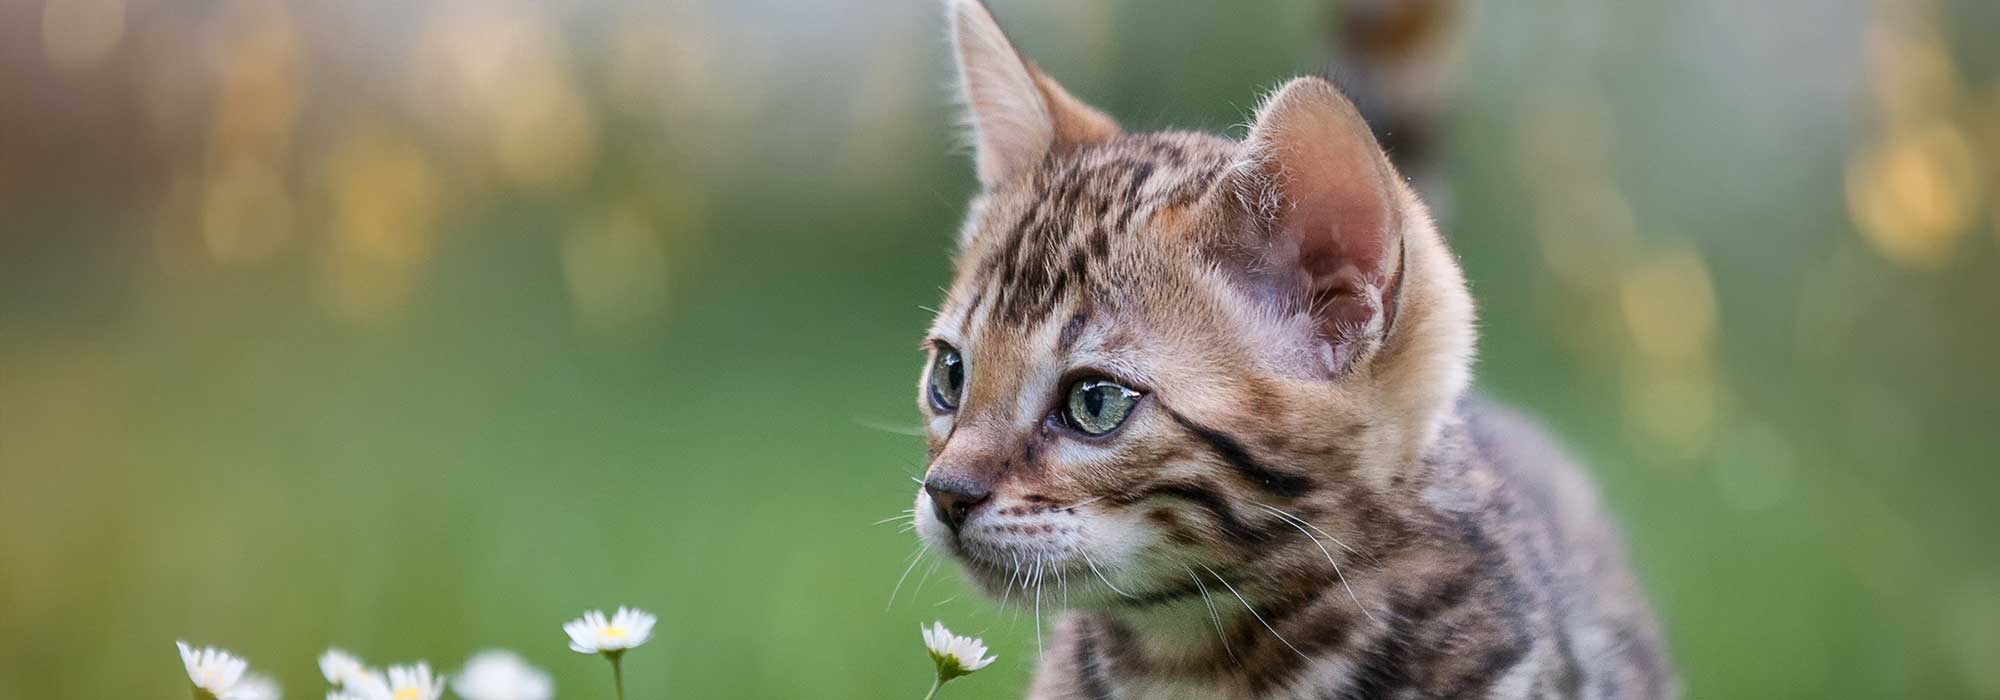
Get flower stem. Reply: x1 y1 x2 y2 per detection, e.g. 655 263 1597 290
921 676 942 700
609 652 626 700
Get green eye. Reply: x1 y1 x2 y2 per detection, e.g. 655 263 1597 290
1065 378 1142 436
929 345 965 411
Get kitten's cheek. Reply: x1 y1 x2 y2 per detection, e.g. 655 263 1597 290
1079 507 1158 573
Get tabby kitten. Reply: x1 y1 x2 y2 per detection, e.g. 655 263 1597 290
909 2 1675 698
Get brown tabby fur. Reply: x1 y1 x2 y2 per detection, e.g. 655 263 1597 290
910 2 1675 698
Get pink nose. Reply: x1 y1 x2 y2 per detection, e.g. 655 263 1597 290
924 475 992 532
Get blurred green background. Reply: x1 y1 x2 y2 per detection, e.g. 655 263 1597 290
4 0 2000 698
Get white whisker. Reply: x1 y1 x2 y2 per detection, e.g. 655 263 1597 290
1064 493 1111 510
1057 560 1070 610
887 545 929 610
1199 562 1309 662
873 510 916 526
913 557 944 601
1082 550 1135 599
1255 503 1378 623
1032 556 1046 660
852 416 928 437
1181 561 1238 666
1259 500 1373 562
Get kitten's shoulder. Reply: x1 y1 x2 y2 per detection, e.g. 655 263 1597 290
1432 395 1679 699
1423 394 1631 578
1455 396 1607 525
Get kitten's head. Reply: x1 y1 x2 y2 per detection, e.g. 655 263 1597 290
913 0 1475 608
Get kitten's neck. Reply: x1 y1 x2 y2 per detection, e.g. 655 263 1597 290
1069 414 1474 682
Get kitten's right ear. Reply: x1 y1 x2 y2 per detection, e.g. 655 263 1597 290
1221 76 1408 377
948 0 1119 189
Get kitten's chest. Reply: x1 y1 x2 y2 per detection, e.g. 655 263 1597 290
1084 659 1361 700
1100 675 1249 700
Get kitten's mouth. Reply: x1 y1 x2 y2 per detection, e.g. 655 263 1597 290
950 542 1093 594
939 503 1093 586
916 491 1148 602
952 520 1083 564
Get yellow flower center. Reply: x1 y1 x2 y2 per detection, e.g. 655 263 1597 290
603 626 626 639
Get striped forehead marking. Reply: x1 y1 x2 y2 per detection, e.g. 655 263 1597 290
966 135 1230 333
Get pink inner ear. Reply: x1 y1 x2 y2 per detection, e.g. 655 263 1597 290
1240 77 1406 371
1293 195 1392 286
1275 139 1401 336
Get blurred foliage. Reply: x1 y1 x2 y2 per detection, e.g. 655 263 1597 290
3 0 2000 698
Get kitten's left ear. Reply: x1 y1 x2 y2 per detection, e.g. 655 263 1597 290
948 0 1119 189
1224 76 1408 376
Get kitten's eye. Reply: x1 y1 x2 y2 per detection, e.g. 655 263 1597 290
1064 378 1142 436
929 345 966 411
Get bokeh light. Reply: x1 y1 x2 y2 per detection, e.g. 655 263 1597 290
40 0 126 70
1 0 1997 699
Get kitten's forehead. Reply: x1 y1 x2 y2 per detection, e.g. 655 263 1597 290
938 131 1238 340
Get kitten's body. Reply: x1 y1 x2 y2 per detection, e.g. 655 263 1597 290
1029 400 1672 699
911 3 1673 698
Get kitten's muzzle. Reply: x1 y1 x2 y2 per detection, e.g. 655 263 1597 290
924 474 992 532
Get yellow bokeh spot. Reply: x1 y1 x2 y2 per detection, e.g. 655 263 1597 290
329 126 440 266
41 0 124 70
1621 360 1717 461
1846 119 1982 269
409 11 596 192
1618 242 1716 364
322 123 440 323
1532 187 1639 291
495 88 596 192
208 0 306 164
1515 91 1618 188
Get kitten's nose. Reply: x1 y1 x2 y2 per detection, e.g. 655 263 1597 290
924 474 992 532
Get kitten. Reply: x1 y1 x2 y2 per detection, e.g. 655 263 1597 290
910 2 1676 698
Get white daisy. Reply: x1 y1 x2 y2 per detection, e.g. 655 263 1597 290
563 607 657 655
227 674 282 700
343 671 392 700
318 649 370 688
385 663 446 700
921 621 996 682
451 650 553 700
177 641 250 700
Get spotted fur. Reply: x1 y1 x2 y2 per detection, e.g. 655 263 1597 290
912 3 1674 698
